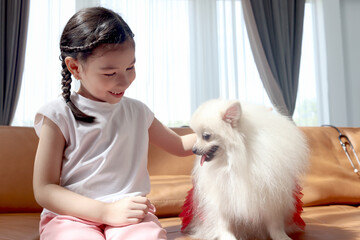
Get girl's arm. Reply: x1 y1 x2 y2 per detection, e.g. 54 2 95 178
33 117 150 226
148 118 196 156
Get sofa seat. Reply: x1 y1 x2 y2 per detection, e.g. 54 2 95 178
1 205 360 240
299 205 360 240
159 205 360 240
0 213 40 240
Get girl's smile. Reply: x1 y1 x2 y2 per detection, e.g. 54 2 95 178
109 91 125 98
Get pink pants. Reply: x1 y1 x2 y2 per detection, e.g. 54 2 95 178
39 213 167 240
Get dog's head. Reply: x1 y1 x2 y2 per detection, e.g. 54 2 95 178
190 99 242 166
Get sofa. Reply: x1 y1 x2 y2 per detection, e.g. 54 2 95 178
1 125 360 240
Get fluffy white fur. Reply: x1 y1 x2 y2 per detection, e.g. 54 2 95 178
185 99 309 240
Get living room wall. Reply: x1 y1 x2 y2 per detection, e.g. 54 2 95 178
315 0 360 127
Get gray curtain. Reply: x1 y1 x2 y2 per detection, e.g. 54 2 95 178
242 0 305 117
0 0 29 125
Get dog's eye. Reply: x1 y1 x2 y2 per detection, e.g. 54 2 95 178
202 132 211 141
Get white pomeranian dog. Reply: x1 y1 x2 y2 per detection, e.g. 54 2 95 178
180 99 309 240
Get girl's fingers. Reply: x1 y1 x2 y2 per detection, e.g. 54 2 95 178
131 196 152 210
142 197 155 213
132 196 148 203
149 203 156 214
129 196 155 215
128 209 147 219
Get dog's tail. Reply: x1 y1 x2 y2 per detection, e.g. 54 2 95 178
180 187 195 231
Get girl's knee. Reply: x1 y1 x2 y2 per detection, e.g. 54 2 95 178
40 215 105 240
106 227 167 240
141 221 167 240
150 227 167 240
41 229 105 240
106 214 167 240
142 214 167 240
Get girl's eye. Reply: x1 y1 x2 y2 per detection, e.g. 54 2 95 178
104 72 116 77
126 66 135 71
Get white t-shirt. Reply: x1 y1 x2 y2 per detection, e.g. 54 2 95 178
34 92 154 206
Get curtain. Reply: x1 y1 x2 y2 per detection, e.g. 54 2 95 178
189 0 220 114
242 0 305 117
0 0 29 125
216 0 272 107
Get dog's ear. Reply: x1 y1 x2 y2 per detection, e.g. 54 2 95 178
222 101 242 128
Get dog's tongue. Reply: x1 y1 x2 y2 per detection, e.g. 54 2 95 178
200 155 206 166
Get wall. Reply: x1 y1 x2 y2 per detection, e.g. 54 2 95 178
341 0 360 127
315 0 360 127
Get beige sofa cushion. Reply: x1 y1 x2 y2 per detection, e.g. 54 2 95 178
301 127 360 207
0 127 41 213
148 175 192 217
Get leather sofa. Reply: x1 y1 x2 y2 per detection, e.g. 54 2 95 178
1 125 360 240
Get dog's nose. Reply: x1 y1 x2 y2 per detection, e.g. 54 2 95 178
192 147 198 155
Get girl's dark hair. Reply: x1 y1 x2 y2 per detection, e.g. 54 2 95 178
60 7 134 123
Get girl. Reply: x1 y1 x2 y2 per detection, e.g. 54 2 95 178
33 7 196 240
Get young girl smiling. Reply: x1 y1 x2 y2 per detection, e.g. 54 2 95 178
33 7 195 240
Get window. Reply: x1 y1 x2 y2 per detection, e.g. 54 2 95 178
12 0 76 126
293 2 318 125
12 0 318 127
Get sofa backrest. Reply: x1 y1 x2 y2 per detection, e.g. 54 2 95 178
147 127 195 175
300 127 360 207
0 126 41 213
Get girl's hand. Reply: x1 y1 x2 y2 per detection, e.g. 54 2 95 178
102 196 154 226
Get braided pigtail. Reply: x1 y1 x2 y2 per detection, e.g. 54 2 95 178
61 58 95 123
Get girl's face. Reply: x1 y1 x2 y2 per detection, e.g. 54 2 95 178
75 41 136 104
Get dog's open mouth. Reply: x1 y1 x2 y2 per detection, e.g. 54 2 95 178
200 145 219 166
